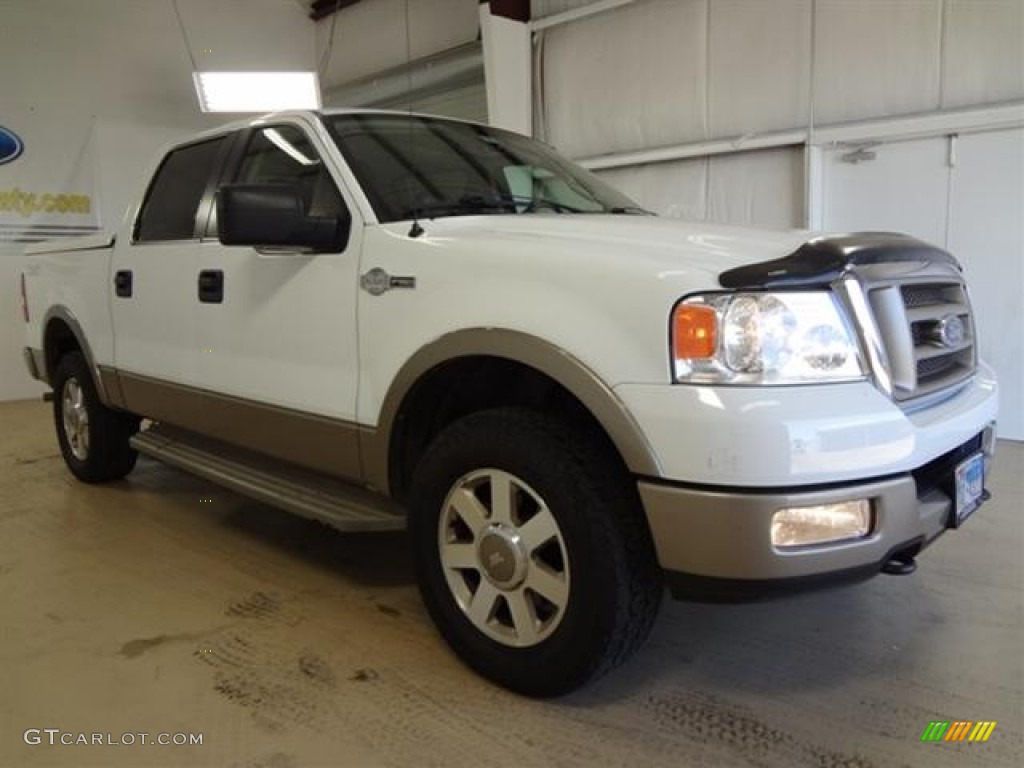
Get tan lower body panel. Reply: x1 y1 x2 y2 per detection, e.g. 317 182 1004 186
638 475 944 580
109 369 366 483
131 424 403 531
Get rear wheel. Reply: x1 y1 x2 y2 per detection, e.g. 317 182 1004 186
409 407 661 697
53 351 139 483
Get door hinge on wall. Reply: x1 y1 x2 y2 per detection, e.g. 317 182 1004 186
838 141 881 164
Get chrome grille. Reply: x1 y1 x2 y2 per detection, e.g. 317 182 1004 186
855 274 976 403
902 283 958 309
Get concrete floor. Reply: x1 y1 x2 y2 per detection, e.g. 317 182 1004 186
0 399 1021 768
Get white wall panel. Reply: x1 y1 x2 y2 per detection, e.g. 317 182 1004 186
176 0 315 71
708 0 811 137
2 2 211 130
542 0 708 158
393 82 489 123
943 0 1024 108
597 146 802 230
821 137 950 247
707 148 803 230
598 158 708 220
948 128 1024 440
319 0 480 87
813 0 942 125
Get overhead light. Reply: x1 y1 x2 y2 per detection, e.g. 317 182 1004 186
193 72 322 113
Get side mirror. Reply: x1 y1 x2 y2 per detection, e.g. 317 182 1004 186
216 183 350 253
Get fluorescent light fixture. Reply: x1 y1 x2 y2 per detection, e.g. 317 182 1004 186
193 72 321 113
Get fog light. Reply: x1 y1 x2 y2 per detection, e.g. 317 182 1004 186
771 500 872 548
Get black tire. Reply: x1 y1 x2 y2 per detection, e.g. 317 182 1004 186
52 351 139 483
409 407 662 697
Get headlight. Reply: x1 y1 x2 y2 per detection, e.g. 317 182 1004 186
672 291 865 384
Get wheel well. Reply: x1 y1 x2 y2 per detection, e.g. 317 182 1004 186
389 356 627 501
43 318 82 382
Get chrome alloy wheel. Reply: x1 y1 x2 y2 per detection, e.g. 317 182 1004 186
438 469 570 648
61 377 90 461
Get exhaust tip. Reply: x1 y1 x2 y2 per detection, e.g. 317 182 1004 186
881 554 917 576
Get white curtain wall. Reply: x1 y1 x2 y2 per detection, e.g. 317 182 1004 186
533 0 1024 229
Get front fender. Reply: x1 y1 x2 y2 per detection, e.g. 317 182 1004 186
361 328 661 494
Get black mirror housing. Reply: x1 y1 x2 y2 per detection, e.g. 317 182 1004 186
216 183 350 253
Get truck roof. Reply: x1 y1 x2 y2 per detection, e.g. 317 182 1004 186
185 108 490 144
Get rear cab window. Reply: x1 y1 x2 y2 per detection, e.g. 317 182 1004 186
135 136 228 242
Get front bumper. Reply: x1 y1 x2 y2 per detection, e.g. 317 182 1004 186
615 366 998 487
641 428 995 601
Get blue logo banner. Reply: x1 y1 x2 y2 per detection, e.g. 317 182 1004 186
0 126 24 165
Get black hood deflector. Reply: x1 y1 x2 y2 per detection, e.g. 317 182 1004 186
718 232 961 290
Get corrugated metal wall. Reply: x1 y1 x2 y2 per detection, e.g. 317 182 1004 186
318 0 487 122
317 0 481 86
532 0 1024 229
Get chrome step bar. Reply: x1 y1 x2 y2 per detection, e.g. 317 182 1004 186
131 425 405 532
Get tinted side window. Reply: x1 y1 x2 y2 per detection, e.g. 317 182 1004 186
235 126 344 218
137 137 225 242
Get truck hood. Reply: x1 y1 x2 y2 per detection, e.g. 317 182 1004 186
390 214 813 282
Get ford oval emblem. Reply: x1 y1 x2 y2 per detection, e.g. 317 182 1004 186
0 126 24 165
937 314 965 348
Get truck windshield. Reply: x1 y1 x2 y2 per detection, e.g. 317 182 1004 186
322 114 646 223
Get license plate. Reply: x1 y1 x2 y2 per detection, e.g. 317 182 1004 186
952 452 985 527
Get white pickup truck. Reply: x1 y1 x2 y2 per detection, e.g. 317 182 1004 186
21 110 998 696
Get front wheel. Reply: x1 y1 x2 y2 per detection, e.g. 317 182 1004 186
53 351 139 483
409 408 662 697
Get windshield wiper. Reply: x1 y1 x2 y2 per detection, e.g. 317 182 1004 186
509 194 585 214
607 205 653 215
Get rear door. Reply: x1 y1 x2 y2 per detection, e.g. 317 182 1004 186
111 135 231 399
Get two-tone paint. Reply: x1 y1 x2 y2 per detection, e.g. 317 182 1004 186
21 109 999 594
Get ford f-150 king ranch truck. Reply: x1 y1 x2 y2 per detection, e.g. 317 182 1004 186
21 110 998 696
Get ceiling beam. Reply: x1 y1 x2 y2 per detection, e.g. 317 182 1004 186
309 0 361 22
481 0 530 23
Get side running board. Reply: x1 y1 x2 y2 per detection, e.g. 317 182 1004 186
131 425 405 532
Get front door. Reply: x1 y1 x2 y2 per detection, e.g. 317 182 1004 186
194 119 363 480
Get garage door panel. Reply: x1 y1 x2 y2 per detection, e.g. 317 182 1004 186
948 128 1024 440
822 137 950 247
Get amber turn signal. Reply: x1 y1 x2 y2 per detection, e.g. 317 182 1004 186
673 304 717 359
